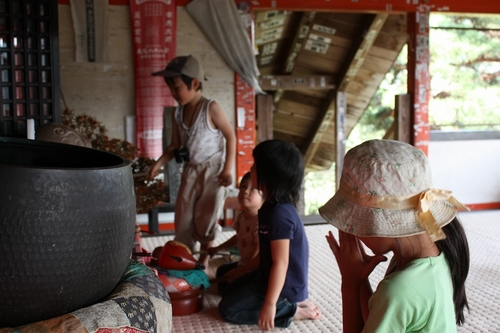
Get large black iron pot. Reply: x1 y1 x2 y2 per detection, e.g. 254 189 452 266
0 137 136 327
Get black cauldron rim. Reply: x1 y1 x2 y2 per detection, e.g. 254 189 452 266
0 136 131 169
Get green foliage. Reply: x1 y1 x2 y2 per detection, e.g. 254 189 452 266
429 14 500 130
304 167 335 215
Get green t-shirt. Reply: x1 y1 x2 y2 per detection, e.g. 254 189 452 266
363 252 456 333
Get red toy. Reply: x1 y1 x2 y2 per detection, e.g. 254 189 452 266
158 240 205 270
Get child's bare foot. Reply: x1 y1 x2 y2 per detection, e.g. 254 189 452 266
293 300 321 320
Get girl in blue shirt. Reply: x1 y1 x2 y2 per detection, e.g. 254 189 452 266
218 140 321 330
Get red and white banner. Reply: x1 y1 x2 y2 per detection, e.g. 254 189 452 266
130 0 176 158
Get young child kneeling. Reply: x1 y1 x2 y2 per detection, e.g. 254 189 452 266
218 140 321 330
207 172 264 293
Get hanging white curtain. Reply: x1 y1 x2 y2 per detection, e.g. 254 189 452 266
186 0 264 94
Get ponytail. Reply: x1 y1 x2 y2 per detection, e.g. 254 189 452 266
436 216 470 325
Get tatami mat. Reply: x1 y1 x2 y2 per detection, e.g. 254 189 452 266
141 210 500 332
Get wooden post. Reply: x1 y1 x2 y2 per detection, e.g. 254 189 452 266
395 94 411 144
335 91 347 190
256 94 273 143
407 6 431 155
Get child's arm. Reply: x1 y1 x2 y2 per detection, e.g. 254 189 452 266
208 101 236 187
146 112 182 180
258 239 289 331
223 248 260 282
207 235 238 257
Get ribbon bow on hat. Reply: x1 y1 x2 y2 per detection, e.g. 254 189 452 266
418 188 470 241
338 180 470 241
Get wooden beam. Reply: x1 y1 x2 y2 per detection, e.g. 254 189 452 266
383 121 397 140
259 75 336 90
300 89 336 166
60 0 500 14
338 13 388 91
245 0 500 15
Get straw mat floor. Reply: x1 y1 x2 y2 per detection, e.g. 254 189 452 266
141 210 500 332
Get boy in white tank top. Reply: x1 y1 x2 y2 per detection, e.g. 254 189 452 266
148 55 236 272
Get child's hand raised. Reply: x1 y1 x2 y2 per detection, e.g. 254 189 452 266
326 230 386 288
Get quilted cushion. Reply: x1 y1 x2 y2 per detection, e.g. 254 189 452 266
0 261 172 333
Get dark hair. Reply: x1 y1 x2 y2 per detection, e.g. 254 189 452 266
436 216 470 325
165 74 202 91
252 140 304 205
239 172 251 187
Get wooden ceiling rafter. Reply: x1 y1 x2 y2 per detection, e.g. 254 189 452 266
271 11 317 106
300 14 380 167
337 13 388 91
284 12 319 73
259 74 336 91
300 88 336 167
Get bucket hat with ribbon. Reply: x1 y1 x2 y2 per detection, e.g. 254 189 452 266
319 139 469 241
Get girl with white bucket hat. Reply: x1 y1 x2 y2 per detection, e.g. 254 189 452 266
320 139 470 333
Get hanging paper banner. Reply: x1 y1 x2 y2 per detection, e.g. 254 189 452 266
70 0 109 62
130 0 176 158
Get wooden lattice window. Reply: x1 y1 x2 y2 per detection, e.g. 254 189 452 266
0 0 60 138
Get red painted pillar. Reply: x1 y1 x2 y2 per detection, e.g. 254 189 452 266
235 74 256 185
407 5 431 155
234 2 256 185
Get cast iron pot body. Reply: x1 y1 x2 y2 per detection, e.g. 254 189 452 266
0 137 136 327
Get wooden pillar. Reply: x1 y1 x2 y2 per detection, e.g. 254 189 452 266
256 94 273 143
407 6 431 155
335 91 347 190
395 94 412 144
